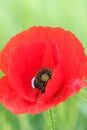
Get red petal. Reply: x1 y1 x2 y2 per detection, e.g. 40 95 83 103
48 78 87 107
8 43 45 101
0 26 65 73
56 31 87 81
35 79 87 114
41 41 59 69
0 31 30 73
0 77 33 114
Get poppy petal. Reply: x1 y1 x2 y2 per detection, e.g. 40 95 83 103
48 78 87 106
56 31 87 81
0 27 65 73
8 42 45 101
0 76 33 114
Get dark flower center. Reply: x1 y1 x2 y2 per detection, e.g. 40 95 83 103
34 68 52 93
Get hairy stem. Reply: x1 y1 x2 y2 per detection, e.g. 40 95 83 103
49 109 55 130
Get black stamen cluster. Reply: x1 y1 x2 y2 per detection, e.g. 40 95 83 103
34 68 52 93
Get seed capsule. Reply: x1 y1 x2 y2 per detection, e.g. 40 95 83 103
41 74 49 82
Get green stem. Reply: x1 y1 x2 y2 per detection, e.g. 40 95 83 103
49 109 55 130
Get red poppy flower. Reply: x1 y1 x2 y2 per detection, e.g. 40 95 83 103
0 26 87 114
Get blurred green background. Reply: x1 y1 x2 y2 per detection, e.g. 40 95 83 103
0 0 87 130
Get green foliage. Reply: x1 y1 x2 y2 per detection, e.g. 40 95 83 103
0 0 87 129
